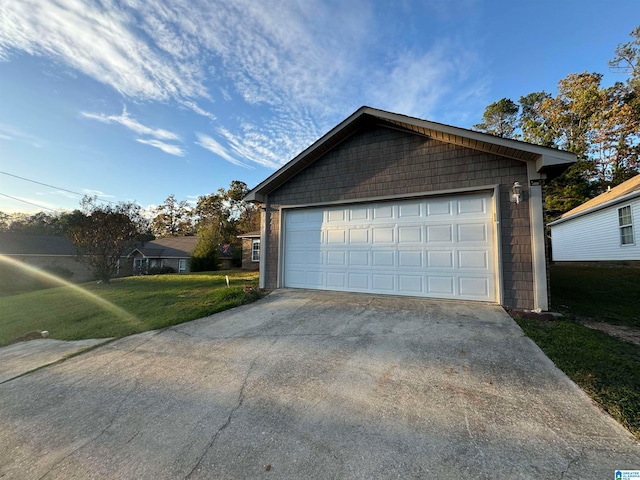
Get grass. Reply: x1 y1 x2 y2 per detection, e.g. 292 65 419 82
0 270 262 347
516 317 640 439
550 264 640 327
514 263 640 440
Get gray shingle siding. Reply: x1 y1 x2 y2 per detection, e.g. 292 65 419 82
263 125 534 309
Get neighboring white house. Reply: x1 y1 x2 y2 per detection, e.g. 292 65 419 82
549 175 640 262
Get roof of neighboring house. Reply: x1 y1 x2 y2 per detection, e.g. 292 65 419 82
237 230 260 238
129 236 200 258
0 233 77 256
244 106 577 203
549 175 640 226
218 243 234 259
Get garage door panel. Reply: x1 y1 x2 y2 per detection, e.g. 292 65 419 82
306 251 323 265
458 224 487 242
373 274 395 291
327 251 345 266
373 205 394 219
348 273 369 289
399 251 423 267
427 225 453 242
427 251 454 268
398 226 422 243
349 229 369 243
306 230 323 244
349 207 368 221
284 193 495 301
399 275 423 293
459 277 489 297
426 199 452 216
457 196 487 215
305 271 324 287
458 250 488 269
427 276 455 295
328 209 345 222
372 250 394 267
287 250 307 266
347 251 368 266
399 203 421 218
372 227 394 243
326 229 345 244
326 272 345 288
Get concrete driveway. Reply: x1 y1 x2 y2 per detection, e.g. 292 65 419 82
1 289 638 479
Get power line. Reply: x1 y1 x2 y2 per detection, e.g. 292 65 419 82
0 193 59 212
0 171 116 204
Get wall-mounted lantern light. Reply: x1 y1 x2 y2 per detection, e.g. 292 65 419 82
511 181 522 204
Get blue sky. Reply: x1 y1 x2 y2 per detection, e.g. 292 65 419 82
0 0 638 214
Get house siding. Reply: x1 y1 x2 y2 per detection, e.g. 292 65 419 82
241 238 260 270
263 126 534 309
551 198 640 261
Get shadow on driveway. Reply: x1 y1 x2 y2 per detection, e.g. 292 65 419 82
0 289 638 479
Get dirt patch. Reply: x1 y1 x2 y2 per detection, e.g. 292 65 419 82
578 320 640 346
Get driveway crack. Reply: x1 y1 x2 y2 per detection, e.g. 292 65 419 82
185 337 275 479
559 447 586 479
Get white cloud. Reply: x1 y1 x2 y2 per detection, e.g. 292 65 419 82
136 139 185 156
195 133 252 169
0 0 486 168
81 106 180 141
82 105 185 156
81 189 115 198
0 0 206 100
181 100 216 121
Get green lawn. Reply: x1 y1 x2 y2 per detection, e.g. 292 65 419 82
550 264 640 327
515 264 640 440
0 270 261 346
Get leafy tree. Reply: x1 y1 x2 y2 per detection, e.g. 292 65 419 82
192 180 258 242
0 212 10 232
544 160 599 221
68 196 148 283
519 91 554 146
610 26 640 92
150 194 193 237
473 98 520 138
190 226 219 272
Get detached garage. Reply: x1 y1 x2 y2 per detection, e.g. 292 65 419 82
245 107 576 310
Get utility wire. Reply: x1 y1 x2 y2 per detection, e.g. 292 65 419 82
0 192 58 212
0 171 116 204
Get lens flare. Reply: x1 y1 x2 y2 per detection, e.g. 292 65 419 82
0 254 139 324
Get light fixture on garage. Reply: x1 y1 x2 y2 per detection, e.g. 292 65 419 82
511 182 522 204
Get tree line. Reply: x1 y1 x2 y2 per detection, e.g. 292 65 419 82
0 180 260 282
473 26 640 220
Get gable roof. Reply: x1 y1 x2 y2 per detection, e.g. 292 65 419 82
549 174 640 226
245 106 576 203
0 233 77 256
128 236 200 258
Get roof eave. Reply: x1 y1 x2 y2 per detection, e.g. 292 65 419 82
549 190 640 226
244 106 577 201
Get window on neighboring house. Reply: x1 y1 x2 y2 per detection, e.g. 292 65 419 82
251 239 261 262
619 205 634 245
161 259 167 268
179 259 187 273
149 259 158 268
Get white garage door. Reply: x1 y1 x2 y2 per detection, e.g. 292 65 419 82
283 193 496 301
